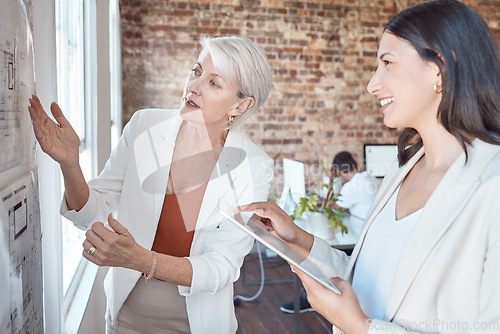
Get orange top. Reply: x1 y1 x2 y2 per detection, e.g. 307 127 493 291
152 182 208 257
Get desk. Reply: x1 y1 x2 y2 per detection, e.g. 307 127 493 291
294 213 360 248
327 238 356 254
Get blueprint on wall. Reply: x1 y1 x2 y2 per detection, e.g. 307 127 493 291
0 0 43 333
0 171 43 334
0 0 36 173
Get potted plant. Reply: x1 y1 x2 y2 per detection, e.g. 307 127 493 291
290 178 347 240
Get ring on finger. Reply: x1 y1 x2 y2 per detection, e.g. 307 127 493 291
87 246 96 256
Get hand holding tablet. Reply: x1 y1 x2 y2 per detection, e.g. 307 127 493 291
218 207 341 295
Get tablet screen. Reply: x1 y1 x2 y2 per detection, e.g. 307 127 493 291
219 208 341 295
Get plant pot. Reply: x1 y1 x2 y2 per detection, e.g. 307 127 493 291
306 212 336 240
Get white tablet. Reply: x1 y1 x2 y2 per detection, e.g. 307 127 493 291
219 209 341 295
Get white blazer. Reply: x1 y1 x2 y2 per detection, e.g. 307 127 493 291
307 139 500 333
62 109 274 333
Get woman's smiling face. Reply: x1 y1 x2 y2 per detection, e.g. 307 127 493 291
367 31 442 131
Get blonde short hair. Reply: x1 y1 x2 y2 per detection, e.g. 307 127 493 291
200 36 272 128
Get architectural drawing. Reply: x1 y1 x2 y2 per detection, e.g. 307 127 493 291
0 171 43 334
0 0 36 173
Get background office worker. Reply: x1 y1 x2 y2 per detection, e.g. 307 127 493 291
330 151 378 241
29 36 274 333
242 0 500 332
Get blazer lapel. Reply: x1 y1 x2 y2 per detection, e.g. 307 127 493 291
194 130 247 233
345 148 425 281
384 139 500 320
383 156 472 320
133 114 183 219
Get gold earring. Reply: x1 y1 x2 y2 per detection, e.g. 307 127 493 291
228 115 234 126
433 84 442 94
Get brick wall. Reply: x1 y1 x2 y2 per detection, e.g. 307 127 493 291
119 0 500 192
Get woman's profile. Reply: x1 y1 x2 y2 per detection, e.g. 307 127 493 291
241 1 500 332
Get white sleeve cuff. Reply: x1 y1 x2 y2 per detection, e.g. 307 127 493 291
59 191 99 230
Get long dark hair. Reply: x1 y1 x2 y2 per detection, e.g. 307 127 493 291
385 0 500 166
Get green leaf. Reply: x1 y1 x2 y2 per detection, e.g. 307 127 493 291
289 189 348 235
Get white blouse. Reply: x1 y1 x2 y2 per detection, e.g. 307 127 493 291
352 185 422 320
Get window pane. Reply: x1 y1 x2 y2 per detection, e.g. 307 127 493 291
110 0 122 149
55 0 89 295
56 0 85 145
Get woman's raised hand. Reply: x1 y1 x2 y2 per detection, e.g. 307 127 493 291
28 95 80 168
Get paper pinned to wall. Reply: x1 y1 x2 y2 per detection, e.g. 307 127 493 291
0 0 36 173
0 170 43 334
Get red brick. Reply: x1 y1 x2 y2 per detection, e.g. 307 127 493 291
120 0 499 192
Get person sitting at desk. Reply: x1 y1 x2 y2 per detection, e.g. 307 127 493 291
330 151 379 242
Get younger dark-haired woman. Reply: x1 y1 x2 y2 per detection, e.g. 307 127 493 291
241 1 500 332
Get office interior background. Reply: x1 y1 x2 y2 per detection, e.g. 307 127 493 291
119 0 500 190
6 0 500 333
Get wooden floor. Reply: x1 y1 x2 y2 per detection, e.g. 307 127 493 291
234 251 333 334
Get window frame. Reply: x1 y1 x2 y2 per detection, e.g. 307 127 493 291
54 0 121 331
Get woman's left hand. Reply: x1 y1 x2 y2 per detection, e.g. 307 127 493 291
294 266 369 334
82 214 150 273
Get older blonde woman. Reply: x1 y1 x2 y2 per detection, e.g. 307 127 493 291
29 36 274 334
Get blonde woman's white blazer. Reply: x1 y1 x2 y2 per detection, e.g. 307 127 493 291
307 139 500 333
61 109 274 333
